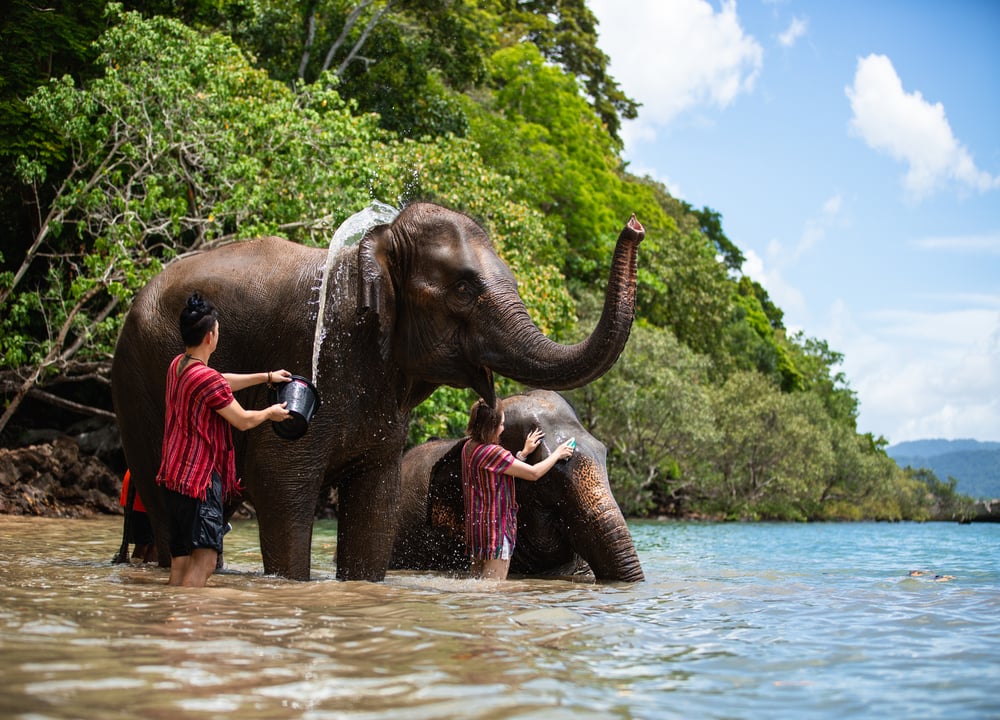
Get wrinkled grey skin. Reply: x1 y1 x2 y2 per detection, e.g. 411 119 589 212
111 202 644 581
391 390 644 582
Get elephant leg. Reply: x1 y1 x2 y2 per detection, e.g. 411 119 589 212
336 461 402 581
117 412 170 568
253 479 317 581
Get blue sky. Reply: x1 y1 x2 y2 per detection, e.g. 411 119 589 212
589 0 1000 444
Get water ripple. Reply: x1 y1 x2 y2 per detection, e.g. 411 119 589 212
0 517 998 719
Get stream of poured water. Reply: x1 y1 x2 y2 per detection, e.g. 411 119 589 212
311 201 400 383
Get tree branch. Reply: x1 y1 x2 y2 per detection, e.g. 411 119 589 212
298 0 319 80
336 2 393 76
322 0 374 74
1 131 129 309
26 386 116 421
0 284 104 436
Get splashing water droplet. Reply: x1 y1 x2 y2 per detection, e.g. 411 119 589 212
312 201 400 383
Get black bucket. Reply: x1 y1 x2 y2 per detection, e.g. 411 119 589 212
270 375 320 440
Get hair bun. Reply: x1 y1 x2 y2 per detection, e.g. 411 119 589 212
186 292 206 313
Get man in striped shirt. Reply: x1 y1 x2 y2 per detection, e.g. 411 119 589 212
156 292 293 587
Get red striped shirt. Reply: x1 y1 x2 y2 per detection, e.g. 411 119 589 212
156 354 239 501
461 440 517 560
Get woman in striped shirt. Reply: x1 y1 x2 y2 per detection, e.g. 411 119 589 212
156 292 293 587
461 398 575 580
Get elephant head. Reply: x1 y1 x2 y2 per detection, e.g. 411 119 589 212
391 390 644 582
357 203 645 408
500 390 644 582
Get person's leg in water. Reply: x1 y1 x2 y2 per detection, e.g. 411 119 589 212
477 558 511 580
178 472 225 587
180 549 219 586
164 476 222 587
166 489 196 585
168 554 189 585
167 550 219 586
470 538 512 580
131 510 158 563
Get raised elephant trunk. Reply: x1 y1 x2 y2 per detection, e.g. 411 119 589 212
482 215 644 390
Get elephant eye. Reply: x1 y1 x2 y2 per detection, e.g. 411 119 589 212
453 279 478 303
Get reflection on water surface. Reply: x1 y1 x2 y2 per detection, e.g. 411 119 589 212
1 516 998 719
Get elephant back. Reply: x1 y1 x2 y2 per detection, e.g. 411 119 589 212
391 438 467 572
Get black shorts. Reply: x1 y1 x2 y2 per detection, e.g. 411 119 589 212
164 471 225 557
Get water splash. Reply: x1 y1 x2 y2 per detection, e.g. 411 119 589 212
312 201 400 383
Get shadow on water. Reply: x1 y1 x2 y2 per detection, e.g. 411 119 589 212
1 516 999 719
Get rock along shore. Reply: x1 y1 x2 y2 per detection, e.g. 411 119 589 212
0 436 122 517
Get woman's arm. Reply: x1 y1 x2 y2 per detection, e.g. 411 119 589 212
223 368 292 392
505 439 574 481
216 398 290 432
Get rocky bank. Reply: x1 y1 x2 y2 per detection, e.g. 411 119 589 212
0 436 123 517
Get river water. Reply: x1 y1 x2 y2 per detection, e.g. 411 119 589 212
1 516 997 719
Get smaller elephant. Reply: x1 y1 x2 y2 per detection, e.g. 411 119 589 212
391 390 644 582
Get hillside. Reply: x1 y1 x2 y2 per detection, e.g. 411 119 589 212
888 438 1000 458
887 439 1000 499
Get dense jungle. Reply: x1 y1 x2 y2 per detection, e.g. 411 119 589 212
0 0 976 522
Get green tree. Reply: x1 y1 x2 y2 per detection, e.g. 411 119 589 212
499 0 638 147
718 280 802 391
787 334 858 426
1 8 368 433
568 307 716 516
705 371 832 520
2 7 578 439
469 43 621 256
813 427 898 520
692 206 745 274
905 467 976 522
0 0 109 302
626 176 732 357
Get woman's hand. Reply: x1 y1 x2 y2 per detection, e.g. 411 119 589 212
520 427 544 459
552 438 575 461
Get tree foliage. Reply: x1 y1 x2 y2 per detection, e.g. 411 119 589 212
0 6 572 439
498 0 638 147
0 1 955 521
568 317 716 516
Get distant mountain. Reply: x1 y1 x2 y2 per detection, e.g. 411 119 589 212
887 439 1000 499
888 438 1000 458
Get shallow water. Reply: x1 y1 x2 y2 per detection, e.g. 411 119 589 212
1 517 997 719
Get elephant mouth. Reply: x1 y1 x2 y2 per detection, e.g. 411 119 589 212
471 366 496 407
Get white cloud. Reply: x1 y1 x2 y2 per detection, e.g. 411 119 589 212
824 300 1000 442
795 192 843 259
913 233 1000 254
740 247 806 322
739 194 843 325
778 17 808 47
845 54 1000 200
626 162 685 199
590 0 763 138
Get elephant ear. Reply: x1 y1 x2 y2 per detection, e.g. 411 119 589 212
427 441 466 535
357 223 395 360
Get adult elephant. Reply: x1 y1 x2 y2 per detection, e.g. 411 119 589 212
112 202 644 581
391 390 644 582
